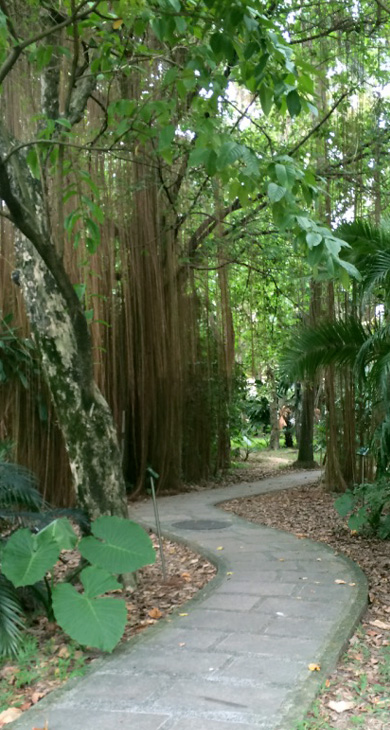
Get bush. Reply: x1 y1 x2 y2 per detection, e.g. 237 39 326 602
335 479 390 539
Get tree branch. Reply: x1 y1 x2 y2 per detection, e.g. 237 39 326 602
0 0 99 85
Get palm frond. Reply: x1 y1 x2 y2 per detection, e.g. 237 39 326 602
362 250 390 297
0 463 44 511
355 323 390 374
0 574 24 657
281 317 368 381
338 219 390 260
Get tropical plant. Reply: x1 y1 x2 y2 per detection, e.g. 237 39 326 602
335 480 390 538
282 220 390 475
1 516 155 654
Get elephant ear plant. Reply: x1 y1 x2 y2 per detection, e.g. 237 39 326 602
1 515 155 653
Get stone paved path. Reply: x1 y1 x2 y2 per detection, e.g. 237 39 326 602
12 471 367 730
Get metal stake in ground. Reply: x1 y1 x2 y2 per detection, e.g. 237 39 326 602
146 466 167 580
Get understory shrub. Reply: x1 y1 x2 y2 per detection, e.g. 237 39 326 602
1 472 155 655
335 479 390 538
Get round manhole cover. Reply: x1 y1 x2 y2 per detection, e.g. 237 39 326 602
172 519 231 531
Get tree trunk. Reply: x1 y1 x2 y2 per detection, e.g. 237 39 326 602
295 281 321 468
295 383 317 467
15 236 128 519
269 386 280 450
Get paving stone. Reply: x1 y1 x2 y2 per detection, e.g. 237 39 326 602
255 596 343 619
60 671 168 704
146 627 229 650
198 593 260 611
264 616 334 638
169 718 267 730
181 609 271 632
214 581 295 596
154 677 283 718
217 632 320 659
11 709 170 730
220 655 307 686
96 648 232 675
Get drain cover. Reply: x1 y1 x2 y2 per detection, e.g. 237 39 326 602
172 519 231 531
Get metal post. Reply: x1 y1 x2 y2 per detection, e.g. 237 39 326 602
147 468 167 580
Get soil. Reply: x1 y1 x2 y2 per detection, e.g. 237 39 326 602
1 452 389 730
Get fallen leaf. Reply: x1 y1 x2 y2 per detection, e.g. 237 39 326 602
369 619 390 630
0 708 23 726
148 607 162 619
348 583 356 587
179 612 188 616
31 691 45 704
57 645 70 659
308 663 321 672
328 700 355 713
217 546 224 551
226 571 233 575
19 702 31 711
335 579 346 584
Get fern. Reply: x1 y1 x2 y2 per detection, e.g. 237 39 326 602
0 575 24 657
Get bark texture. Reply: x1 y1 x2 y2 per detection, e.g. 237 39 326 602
0 121 127 518
14 236 128 518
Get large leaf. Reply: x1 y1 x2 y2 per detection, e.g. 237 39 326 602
52 572 127 652
80 566 122 598
79 517 155 574
38 518 78 551
267 182 286 203
2 529 60 587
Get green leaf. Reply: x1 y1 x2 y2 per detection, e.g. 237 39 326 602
217 142 243 170
188 147 211 167
35 45 53 72
275 163 287 187
307 242 324 267
26 147 40 179
39 518 78 551
334 492 355 517
80 566 122 598
267 182 286 203
335 257 362 281
79 516 155 574
2 529 60 587
158 124 175 149
286 90 302 117
205 149 218 177
259 85 273 116
52 582 127 652
306 231 323 248
74 283 86 301
324 237 341 256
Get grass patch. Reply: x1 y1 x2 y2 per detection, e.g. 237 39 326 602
0 633 87 712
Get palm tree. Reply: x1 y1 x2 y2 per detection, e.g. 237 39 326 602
282 219 390 482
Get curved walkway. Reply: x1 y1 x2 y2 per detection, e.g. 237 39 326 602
13 471 367 730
